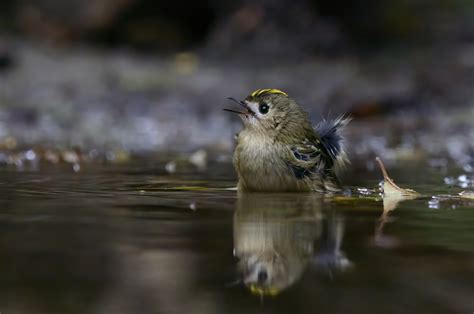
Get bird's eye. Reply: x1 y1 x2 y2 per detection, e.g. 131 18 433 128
258 103 269 114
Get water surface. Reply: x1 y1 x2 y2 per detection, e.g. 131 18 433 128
0 160 473 314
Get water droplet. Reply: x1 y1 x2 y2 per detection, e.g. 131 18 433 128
357 187 372 195
443 177 455 185
73 163 81 172
458 174 468 182
165 161 177 174
189 149 207 170
25 150 36 161
428 197 439 209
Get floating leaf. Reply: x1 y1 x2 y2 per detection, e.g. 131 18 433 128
375 157 419 198
372 157 420 248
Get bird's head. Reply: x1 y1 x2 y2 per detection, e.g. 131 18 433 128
224 89 313 140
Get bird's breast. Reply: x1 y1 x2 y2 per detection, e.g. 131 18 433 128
234 133 310 192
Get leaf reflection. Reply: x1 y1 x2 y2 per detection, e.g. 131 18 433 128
374 157 419 248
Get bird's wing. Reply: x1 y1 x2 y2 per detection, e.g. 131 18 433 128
286 116 350 189
287 138 326 179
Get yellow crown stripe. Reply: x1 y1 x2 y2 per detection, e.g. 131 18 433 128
250 89 263 97
250 88 288 97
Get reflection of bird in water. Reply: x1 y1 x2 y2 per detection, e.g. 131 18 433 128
312 213 352 277
232 194 352 296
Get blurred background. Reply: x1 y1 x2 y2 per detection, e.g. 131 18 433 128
0 2 473 314
0 0 473 169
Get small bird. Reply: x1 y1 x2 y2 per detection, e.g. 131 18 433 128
224 88 350 192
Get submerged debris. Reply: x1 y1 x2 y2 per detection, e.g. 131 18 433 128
459 191 474 200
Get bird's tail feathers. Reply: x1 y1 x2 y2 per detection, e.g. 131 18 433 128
316 115 351 173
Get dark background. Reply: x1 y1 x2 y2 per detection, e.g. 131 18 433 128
0 0 473 166
1 0 473 52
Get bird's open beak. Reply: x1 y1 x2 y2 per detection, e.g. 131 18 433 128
223 97 255 116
